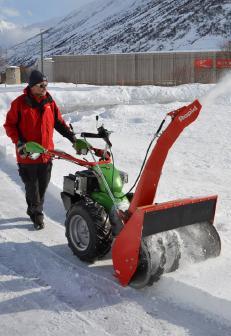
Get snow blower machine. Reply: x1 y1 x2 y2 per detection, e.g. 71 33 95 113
26 99 221 288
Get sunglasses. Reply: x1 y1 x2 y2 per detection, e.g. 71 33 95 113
35 82 48 89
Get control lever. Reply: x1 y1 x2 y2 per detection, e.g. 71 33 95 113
97 125 112 148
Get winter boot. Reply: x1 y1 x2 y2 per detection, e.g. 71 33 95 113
27 209 35 223
34 214 45 230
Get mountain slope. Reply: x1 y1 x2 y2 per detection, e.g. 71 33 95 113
9 0 231 66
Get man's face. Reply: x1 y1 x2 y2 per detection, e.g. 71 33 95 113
30 81 48 97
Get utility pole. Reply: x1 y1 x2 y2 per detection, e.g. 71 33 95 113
40 29 49 73
40 30 44 73
5 48 8 67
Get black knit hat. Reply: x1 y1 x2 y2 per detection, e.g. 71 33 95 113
29 70 47 87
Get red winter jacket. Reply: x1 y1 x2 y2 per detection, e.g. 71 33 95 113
4 87 74 164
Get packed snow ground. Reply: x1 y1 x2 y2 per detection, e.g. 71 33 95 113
0 78 231 335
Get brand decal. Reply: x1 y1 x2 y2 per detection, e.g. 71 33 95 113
194 59 213 69
179 105 198 122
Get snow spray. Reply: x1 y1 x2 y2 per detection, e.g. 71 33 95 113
200 72 231 107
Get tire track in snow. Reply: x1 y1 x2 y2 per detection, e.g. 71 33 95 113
0 228 186 336
0 227 230 336
0 260 113 336
0 212 230 335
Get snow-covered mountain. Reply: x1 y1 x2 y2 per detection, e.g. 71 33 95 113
25 16 62 33
9 0 231 66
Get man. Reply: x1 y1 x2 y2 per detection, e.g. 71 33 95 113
4 70 76 230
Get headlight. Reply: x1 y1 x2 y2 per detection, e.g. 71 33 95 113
119 170 128 184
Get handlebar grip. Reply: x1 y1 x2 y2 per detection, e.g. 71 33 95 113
81 132 103 138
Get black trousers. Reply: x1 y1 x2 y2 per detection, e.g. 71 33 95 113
18 162 52 217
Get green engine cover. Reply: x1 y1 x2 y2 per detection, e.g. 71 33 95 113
91 164 128 212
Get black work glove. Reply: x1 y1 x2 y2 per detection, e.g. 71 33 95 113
17 141 28 159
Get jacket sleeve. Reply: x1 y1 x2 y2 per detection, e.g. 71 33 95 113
53 102 75 143
3 99 20 144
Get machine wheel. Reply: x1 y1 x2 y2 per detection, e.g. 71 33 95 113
129 235 166 289
65 200 112 262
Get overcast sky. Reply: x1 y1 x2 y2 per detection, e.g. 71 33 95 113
0 0 94 25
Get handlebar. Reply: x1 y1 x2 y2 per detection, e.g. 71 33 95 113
81 125 112 148
48 148 111 167
81 132 102 138
25 141 111 167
